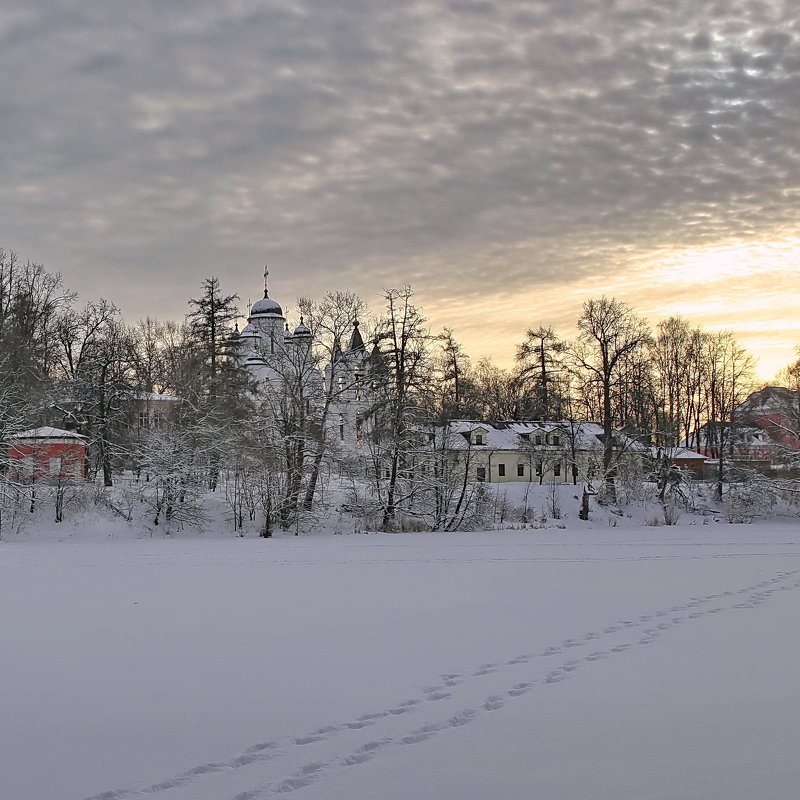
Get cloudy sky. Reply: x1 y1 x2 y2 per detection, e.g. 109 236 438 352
2 0 799 376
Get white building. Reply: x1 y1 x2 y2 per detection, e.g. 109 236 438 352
436 420 646 484
232 277 324 424
232 274 381 456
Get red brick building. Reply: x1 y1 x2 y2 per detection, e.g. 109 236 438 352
7 427 87 482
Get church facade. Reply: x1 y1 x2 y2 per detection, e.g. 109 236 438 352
231 274 376 453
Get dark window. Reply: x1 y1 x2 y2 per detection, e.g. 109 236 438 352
517 464 525 476
536 462 542 476
552 435 560 446
498 463 506 477
476 466 486 482
474 434 484 445
355 415 364 445
535 435 542 445
554 463 561 477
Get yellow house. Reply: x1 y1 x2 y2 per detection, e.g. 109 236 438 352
439 420 643 484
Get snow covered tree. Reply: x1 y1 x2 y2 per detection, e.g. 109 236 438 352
135 427 206 531
366 286 433 530
771 348 800 476
0 248 73 409
54 300 134 486
296 290 369 511
186 278 254 490
570 297 651 502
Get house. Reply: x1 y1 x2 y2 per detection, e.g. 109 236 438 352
6 427 87 482
652 446 708 478
689 386 800 471
131 392 181 431
437 420 645 484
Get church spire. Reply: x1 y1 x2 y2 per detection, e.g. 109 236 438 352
263 265 270 298
348 318 365 352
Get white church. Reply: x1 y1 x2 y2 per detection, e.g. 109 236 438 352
230 271 375 452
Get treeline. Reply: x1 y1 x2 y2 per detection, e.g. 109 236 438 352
1 247 798 533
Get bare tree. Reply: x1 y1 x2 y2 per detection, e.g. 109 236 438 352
432 328 472 420
54 300 134 486
296 291 369 511
702 331 755 500
464 358 518 421
515 325 566 420
366 286 432 530
570 297 651 502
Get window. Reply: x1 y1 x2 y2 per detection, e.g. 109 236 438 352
498 463 506 477
534 435 542 445
354 371 362 401
339 413 345 441
536 461 542 476
49 457 60 476
553 463 561 477
517 464 525 477
355 415 364 445
572 464 578 479
138 411 149 429
552 435 561 446
476 466 486 482
474 433 484 445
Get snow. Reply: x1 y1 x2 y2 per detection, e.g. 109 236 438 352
3 523 800 800
9 426 87 440
444 419 615 451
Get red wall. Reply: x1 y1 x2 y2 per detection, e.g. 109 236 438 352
7 441 86 480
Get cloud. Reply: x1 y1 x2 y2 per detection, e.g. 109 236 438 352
1 0 799 375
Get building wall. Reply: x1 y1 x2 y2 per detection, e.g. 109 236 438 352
461 448 598 484
8 441 85 480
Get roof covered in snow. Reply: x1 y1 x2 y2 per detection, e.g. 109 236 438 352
9 427 87 441
441 420 644 452
738 385 799 415
250 293 283 318
652 446 707 461
131 392 181 402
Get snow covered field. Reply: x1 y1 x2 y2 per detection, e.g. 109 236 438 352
3 524 800 800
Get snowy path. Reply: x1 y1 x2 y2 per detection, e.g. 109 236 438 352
3 525 800 800
80 567 800 800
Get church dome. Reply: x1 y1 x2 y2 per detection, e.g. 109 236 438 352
239 322 260 340
250 293 283 318
293 318 312 337
245 352 268 367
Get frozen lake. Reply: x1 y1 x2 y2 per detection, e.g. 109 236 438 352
3 523 800 800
